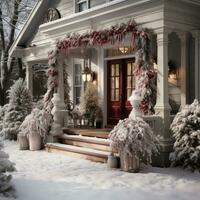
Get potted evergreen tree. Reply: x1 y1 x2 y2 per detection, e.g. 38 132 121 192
20 108 52 151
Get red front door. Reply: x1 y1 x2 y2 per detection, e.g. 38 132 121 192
107 59 136 125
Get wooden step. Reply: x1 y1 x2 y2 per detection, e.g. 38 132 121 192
62 128 110 139
58 134 111 152
45 143 110 163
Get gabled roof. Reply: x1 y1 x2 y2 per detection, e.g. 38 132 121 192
9 0 50 57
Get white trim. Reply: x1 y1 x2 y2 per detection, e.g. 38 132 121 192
104 54 135 61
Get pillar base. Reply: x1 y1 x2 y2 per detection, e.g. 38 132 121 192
152 138 174 167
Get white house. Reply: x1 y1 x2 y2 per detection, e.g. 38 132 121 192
9 0 200 166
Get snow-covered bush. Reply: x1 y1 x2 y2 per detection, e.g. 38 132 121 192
80 82 99 124
1 79 32 140
0 141 15 197
170 99 200 171
19 108 52 143
0 104 8 132
109 117 159 164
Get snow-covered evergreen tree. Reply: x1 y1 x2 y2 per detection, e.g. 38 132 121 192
0 141 15 197
79 82 99 124
1 79 32 140
170 99 200 171
0 104 8 132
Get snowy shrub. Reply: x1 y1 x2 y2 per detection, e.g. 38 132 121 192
80 82 99 123
19 108 52 143
170 99 200 171
109 117 159 164
0 141 15 197
1 79 32 140
0 104 8 132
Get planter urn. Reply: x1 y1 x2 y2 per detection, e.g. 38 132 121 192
29 133 42 151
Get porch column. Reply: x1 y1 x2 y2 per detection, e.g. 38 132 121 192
154 28 173 167
25 62 33 96
154 28 171 139
192 30 200 101
177 32 188 106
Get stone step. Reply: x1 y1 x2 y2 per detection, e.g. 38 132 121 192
58 134 111 152
62 128 110 139
45 143 110 163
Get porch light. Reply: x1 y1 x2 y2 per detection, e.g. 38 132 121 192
82 66 92 82
119 47 129 54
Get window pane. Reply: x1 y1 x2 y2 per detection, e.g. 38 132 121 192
75 64 82 74
132 76 135 89
75 75 81 85
127 76 132 88
79 2 87 12
127 63 132 75
115 77 119 89
115 64 119 76
115 89 119 101
111 77 115 89
75 87 82 99
111 65 115 76
127 89 132 100
111 89 115 101
132 63 135 75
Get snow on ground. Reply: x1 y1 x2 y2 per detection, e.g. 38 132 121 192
2 140 200 200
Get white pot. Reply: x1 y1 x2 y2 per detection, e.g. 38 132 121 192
18 135 29 150
29 133 42 151
120 151 140 173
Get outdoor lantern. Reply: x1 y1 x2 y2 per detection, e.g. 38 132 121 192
82 66 92 82
119 46 129 54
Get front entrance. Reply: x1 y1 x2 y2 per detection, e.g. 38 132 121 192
107 58 136 125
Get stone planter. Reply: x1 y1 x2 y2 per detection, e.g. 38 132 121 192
120 151 140 172
29 133 42 151
18 135 29 150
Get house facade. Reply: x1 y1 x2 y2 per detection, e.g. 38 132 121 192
9 0 200 166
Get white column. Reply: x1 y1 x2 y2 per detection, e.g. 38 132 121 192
25 62 33 96
178 32 188 106
192 30 200 101
154 28 171 138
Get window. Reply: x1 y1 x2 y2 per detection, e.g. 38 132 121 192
75 0 90 12
74 63 83 105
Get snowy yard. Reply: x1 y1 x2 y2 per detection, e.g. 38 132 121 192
2 140 200 200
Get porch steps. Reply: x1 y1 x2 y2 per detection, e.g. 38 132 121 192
62 128 110 139
45 143 110 163
58 134 111 152
45 128 114 163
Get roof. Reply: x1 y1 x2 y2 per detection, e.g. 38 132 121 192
9 0 50 57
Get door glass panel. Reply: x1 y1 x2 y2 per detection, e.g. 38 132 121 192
115 89 119 101
115 64 119 76
127 76 132 88
111 65 115 76
111 89 115 101
127 89 132 99
132 76 135 88
115 77 119 88
128 63 132 75
111 77 115 88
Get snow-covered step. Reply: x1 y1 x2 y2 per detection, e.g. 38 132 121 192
58 134 111 152
45 143 110 163
62 128 110 139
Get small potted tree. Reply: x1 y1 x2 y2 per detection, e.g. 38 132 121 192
20 108 52 151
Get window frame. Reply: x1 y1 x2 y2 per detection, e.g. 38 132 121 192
73 59 84 105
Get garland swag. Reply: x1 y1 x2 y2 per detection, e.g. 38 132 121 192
47 20 156 114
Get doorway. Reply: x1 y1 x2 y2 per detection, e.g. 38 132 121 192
107 58 136 125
